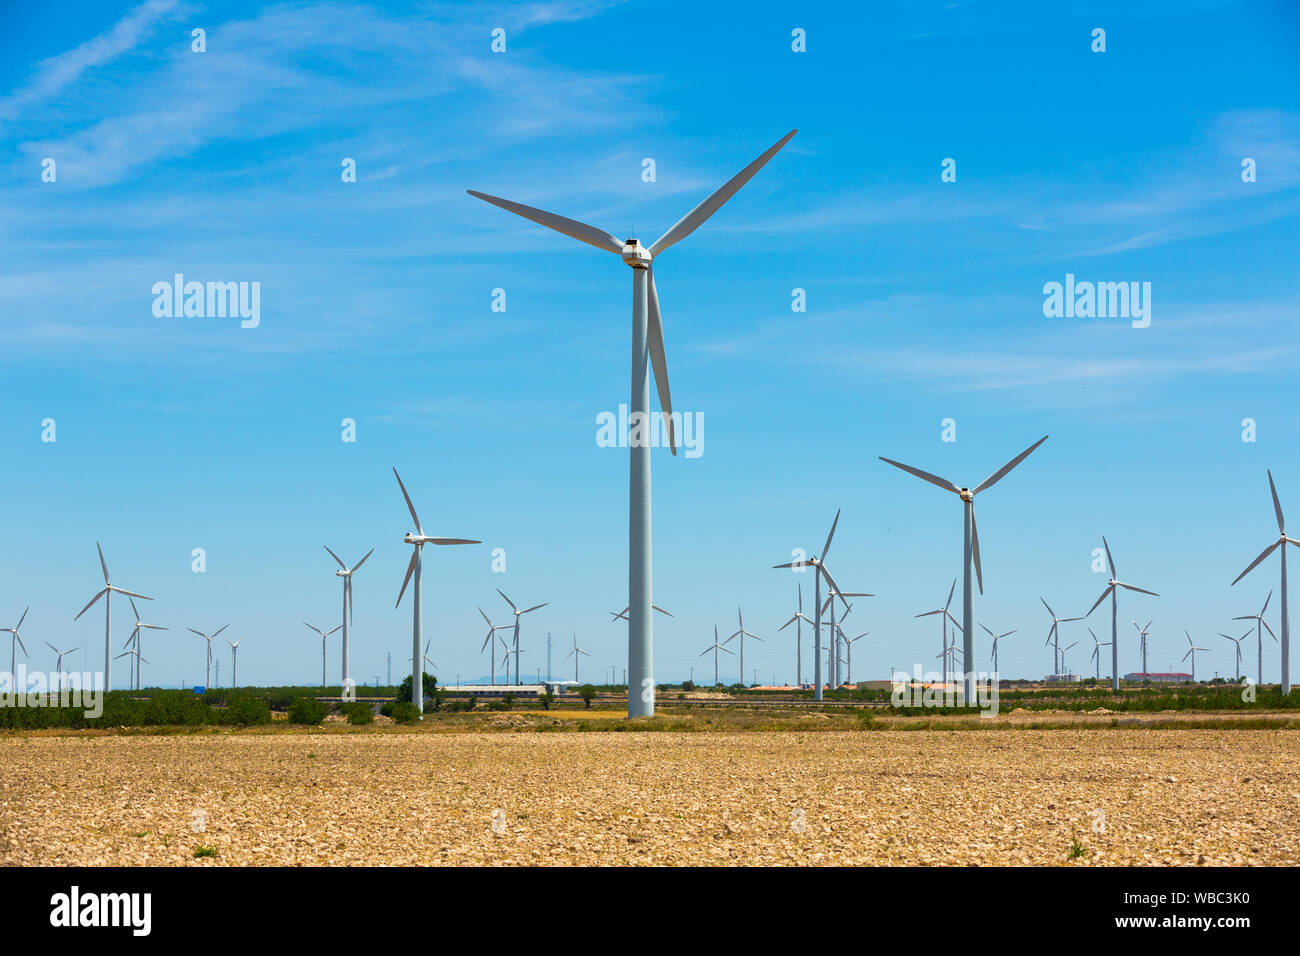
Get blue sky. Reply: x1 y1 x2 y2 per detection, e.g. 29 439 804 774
1 0 1297 688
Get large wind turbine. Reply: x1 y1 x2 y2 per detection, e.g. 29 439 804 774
74 543 152 693
393 468 480 715
1041 598 1082 676
1086 537 1158 692
565 632 591 683
302 622 342 687
477 606 511 685
1232 591 1276 687
979 623 1015 675
773 509 849 701
778 584 814 687
187 625 229 689
2 608 28 685
699 625 733 687
497 589 547 686
125 597 167 691
470 130 797 717
880 436 1048 701
1182 631 1209 682
1230 470 1297 694
916 580 962 689
324 546 373 690
724 606 763 687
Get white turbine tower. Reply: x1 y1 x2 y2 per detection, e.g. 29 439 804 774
1088 627 1112 681
880 436 1048 701
820 586 872 689
2 607 28 684
917 581 962 689
226 637 243 689
302 622 342 687
773 509 851 701
778 584 815 687
565 632 591 683
1232 591 1277 687
1041 598 1082 676
699 625 734 687
45 642 78 689
1182 631 1209 682
1230 470 1297 694
324 546 373 691
470 130 797 717
187 625 229 689
74 543 152 693
724 606 764 687
393 468 480 715
477 606 511 685
497 589 548 687
125 596 167 691
979 623 1015 675
1086 537 1159 692
1219 630 1249 681
1132 619 1154 676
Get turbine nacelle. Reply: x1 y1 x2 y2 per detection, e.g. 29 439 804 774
958 488 974 502
621 239 651 269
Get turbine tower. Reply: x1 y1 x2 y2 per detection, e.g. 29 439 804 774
497 589 548 686
1230 470 1297 694
880 435 1048 701
1232 591 1276 687
2 608 28 685
1041 598 1082 676
1182 631 1209 682
226 638 242 689
565 632 591 683
724 606 764 687
187 625 229 689
324 546 373 691
469 130 797 717
302 622 342 687
778 584 814 687
393 468 480 715
699 625 733 687
772 509 849 701
1086 537 1158 692
74 543 152 693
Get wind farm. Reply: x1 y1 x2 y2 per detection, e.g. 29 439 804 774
2 1 1297 884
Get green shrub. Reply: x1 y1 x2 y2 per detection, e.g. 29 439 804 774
538 691 554 710
343 701 374 725
389 701 421 724
578 685 597 709
224 695 271 727
288 697 328 725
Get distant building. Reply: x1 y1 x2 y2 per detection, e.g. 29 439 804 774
1123 672 1193 683
1044 673 1079 683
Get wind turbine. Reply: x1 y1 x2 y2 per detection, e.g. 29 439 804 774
611 604 673 621
114 648 146 685
74 543 152 692
880 435 1048 701
225 638 243 689
323 546 373 691
1041 598 1082 676
724 606 763 687
916 580 962 689
1182 631 1209 682
470 130 797 717
844 632 868 685
45 642 78 689
125 597 167 691
699 625 734 687
1219 630 1249 681
1233 591 1277 687
1132 619 1154 676
1230 470 1298 694
565 632 591 683
302 622 342 687
187 625 229 689
410 638 437 676
774 509 852 701
1086 538 1159 692
1088 627 1111 681
393 467 480 714
477 606 511 685
1058 641 1078 679
820 587 872 689
979 623 1016 675
778 584 815 687
497 589 548 686
2 608 28 685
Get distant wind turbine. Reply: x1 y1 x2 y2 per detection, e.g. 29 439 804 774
226 637 243 689
1088 627 1112 681
497 589 547 686
774 510 853 701
187 625 229 689
917 580 962 689
699 626 734 687
724 606 763 687
1218 630 1249 681
125 596 167 691
1132 619 1154 676
74 543 152 693
1086 537 1158 692
2 607 28 685
324 545 373 691
778 584 815 687
1232 590 1277 687
844 632 868 685
979 623 1016 675
477 606 512 685
1041 598 1082 676
1182 631 1209 682
1229 470 1297 693
302 622 342 687
565 632 591 683
45 642 78 689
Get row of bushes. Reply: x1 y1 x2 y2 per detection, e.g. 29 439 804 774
0 690 272 729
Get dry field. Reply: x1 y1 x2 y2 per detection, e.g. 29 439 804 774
2 729 1297 865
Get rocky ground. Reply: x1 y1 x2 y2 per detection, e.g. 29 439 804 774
2 729 1296 865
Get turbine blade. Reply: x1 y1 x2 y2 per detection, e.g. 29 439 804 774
773 561 812 569
972 435 1049 494
822 508 841 560
352 548 375 572
430 537 480 546
74 589 108 620
779 615 798 631
1086 586 1113 617
327 625 341 636
110 587 152 601
1268 469 1285 533
392 468 423 535
323 545 347 570
478 606 491 627
646 266 676 455
648 130 797 257
1040 596 1055 618
1103 536 1116 578
211 625 229 640
396 551 418 608
1117 582 1158 597
652 605 673 617
970 504 983 594
1261 590 1273 615
1231 541 1280 585
16 607 28 630
467 189 623 255
96 542 109 584
819 564 844 602
1262 619 1277 641
878 457 960 495
521 603 548 615
302 622 323 636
